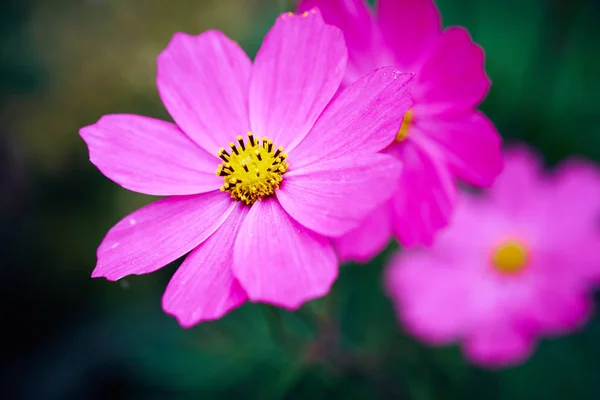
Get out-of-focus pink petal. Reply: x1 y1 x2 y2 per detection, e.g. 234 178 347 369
386 251 473 344
249 10 347 150
463 324 536 367
332 202 393 264
486 146 545 217
412 27 490 115
233 198 337 309
548 159 600 235
377 0 441 70
535 160 600 283
560 235 600 285
415 111 503 187
80 114 220 196
157 31 251 154
387 140 456 247
162 204 249 327
92 191 235 281
431 195 512 257
298 0 388 83
519 250 593 334
277 154 402 237
531 288 592 336
289 68 414 167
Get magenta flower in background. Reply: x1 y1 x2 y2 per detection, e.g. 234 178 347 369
299 0 503 261
385 146 600 367
80 10 415 327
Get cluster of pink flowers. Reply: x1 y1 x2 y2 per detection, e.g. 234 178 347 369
80 0 600 367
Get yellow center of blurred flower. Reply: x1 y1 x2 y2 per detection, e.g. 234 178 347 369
216 132 289 205
395 109 413 142
491 240 529 275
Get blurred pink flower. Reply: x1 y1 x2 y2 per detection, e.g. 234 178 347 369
79 10 415 327
299 0 503 261
385 146 600 367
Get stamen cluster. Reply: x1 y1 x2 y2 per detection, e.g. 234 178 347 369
217 132 289 205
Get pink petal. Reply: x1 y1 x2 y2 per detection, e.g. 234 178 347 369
487 145 545 217
277 154 402 237
560 234 600 285
332 202 393 264
415 111 503 187
289 67 414 168
462 324 536 367
386 251 473 345
387 140 456 247
544 159 600 282
80 114 221 196
249 10 347 150
432 194 511 254
412 27 490 115
527 283 592 336
548 158 600 235
233 198 338 309
162 204 249 327
377 0 441 70
92 191 235 281
297 0 387 83
157 31 251 154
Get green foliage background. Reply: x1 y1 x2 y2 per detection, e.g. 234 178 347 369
1 0 599 398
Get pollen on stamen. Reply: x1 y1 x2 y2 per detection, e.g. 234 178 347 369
395 109 413 142
216 132 289 205
491 239 529 275
217 148 230 162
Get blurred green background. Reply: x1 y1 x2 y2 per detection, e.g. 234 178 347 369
2 0 600 399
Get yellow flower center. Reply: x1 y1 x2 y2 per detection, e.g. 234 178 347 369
216 132 289 205
395 109 413 142
491 240 529 275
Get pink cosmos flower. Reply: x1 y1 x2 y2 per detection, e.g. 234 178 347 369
385 146 600 367
298 0 503 261
80 10 415 327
